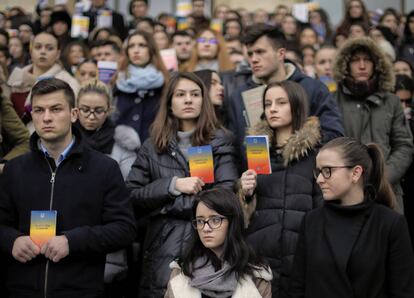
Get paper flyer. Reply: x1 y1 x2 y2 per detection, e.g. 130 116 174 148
188 145 215 184
30 210 57 247
176 0 192 17
71 16 90 39
177 17 190 31
97 10 113 28
98 61 117 84
241 85 266 128
160 48 178 71
246 136 271 175
210 19 223 33
319 76 337 92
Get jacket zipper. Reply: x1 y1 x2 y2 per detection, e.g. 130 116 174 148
44 160 57 298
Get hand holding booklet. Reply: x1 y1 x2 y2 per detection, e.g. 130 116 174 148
30 210 57 247
188 145 215 184
245 136 271 175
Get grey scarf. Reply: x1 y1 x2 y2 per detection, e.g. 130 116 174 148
189 257 238 298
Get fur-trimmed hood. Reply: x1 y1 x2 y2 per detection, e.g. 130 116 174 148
333 37 395 92
247 116 321 166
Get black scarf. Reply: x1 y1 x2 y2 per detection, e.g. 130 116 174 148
75 119 115 154
344 75 378 98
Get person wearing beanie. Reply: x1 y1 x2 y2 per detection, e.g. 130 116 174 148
333 37 414 213
50 10 73 52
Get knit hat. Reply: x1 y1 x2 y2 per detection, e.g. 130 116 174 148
50 10 72 30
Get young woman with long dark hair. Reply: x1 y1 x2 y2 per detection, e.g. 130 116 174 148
127 72 238 298
113 30 169 142
165 188 272 298
290 137 414 297
238 81 322 297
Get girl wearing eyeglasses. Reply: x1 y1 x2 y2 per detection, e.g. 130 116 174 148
165 187 272 298
127 72 238 297
113 30 170 143
183 28 234 72
76 80 140 180
290 137 414 297
238 81 323 297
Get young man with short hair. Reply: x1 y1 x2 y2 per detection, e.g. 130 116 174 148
0 78 136 297
227 24 344 147
171 31 194 69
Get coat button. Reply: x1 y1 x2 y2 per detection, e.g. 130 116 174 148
356 104 361 108
134 98 142 104
171 151 176 156
132 114 140 121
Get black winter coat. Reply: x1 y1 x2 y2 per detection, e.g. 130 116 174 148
0 128 136 298
241 118 323 298
126 129 238 298
290 201 414 298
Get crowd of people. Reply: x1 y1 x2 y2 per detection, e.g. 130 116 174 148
0 0 414 297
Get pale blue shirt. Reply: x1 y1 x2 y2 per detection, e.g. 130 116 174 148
40 137 75 167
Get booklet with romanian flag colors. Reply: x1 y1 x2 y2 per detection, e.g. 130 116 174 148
188 145 214 184
246 135 272 175
30 210 57 247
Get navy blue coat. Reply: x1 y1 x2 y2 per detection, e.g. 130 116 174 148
113 86 163 143
0 128 136 298
227 63 344 147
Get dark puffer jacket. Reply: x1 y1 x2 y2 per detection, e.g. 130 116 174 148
126 129 238 298
239 117 323 298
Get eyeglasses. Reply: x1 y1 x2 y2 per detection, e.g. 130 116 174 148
313 166 355 179
197 37 218 44
79 106 107 118
192 216 227 230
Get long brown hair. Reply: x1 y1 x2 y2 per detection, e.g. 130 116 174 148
119 30 170 82
184 29 234 72
262 81 308 133
320 137 396 209
150 72 219 153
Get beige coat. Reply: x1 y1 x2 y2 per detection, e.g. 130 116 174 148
164 261 272 298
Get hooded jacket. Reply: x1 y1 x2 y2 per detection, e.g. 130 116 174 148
333 37 414 211
238 117 323 298
0 127 136 298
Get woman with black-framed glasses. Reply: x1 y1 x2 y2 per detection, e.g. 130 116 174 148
76 80 140 180
165 187 272 298
290 137 414 297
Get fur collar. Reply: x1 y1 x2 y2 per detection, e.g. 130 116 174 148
247 116 321 166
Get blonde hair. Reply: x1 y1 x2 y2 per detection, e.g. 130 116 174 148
77 79 113 109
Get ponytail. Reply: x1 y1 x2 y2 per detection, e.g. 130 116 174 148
366 144 396 208
320 137 396 209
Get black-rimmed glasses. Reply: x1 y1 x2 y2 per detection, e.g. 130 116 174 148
192 216 227 230
313 166 355 179
79 106 107 118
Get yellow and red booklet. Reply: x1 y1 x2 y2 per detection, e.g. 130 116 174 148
188 145 215 184
246 136 271 175
30 210 57 247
